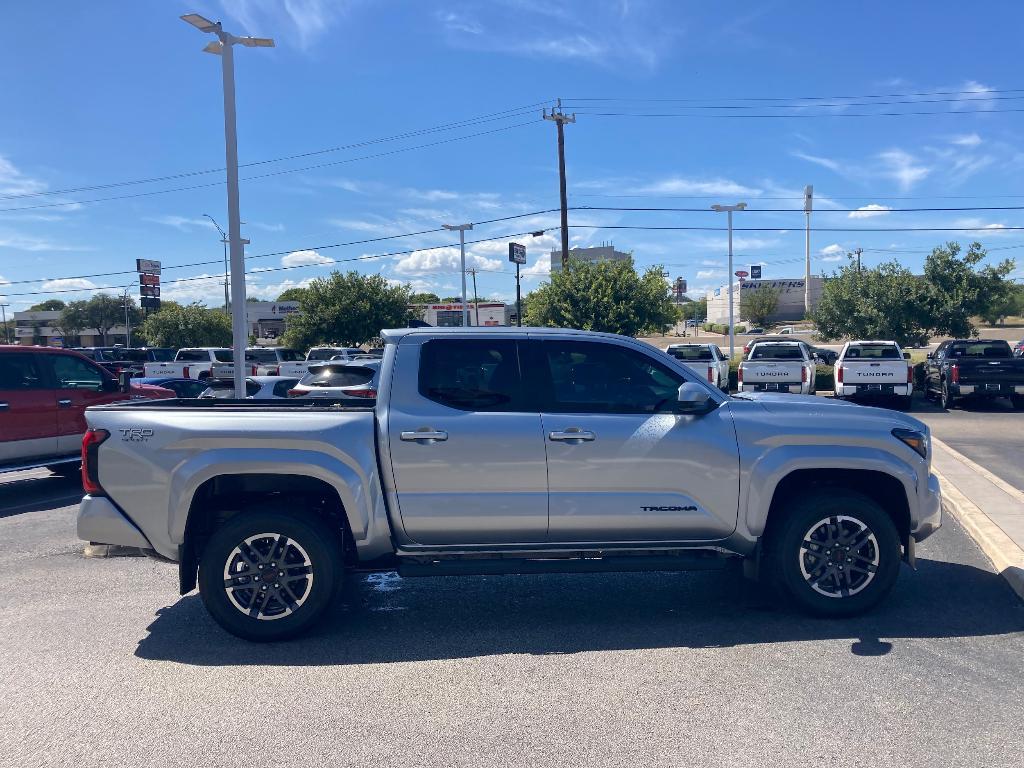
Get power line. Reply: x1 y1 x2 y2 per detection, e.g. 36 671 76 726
563 86 1024 103
577 205 1024 213
0 102 549 202
567 95 1024 112
573 108 1024 119
0 120 542 213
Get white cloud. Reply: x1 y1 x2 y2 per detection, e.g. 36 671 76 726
437 11 483 35
520 254 551 279
219 0 349 50
697 269 725 279
0 156 47 196
633 176 762 197
791 151 843 174
848 204 893 219
41 278 98 291
392 247 503 275
249 221 285 233
281 249 332 267
0 231 89 252
877 149 930 190
145 215 216 232
952 80 996 111
820 244 846 261
950 133 983 147
952 218 1011 236
403 187 459 202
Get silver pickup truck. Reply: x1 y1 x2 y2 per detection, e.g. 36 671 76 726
77 327 941 641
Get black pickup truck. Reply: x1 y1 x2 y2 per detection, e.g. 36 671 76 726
924 339 1024 410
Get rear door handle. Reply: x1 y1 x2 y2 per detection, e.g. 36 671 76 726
549 429 596 443
400 430 448 442
57 399 72 408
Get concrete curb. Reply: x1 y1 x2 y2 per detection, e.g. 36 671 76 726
933 465 1024 602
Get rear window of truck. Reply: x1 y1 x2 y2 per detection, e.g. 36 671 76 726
667 347 713 361
845 345 901 360
948 342 1012 359
749 344 804 360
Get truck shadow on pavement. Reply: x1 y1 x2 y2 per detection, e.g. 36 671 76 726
0 473 83 519
135 555 1024 666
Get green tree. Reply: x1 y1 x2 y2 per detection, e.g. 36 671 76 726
139 301 233 348
740 285 780 327
409 292 441 304
523 259 677 336
29 299 66 312
283 271 412 348
76 293 141 345
813 260 932 347
924 241 1015 337
276 287 307 302
56 301 89 343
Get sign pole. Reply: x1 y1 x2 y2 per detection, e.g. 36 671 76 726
516 262 522 327
508 242 527 327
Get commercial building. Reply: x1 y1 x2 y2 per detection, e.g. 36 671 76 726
13 300 300 347
550 244 630 273
410 302 512 327
705 277 824 325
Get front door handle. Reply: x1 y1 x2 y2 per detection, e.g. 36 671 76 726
549 428 596 443
57 399 72 408
400 429 448 443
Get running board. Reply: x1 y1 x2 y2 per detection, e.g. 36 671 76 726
397 551 734 578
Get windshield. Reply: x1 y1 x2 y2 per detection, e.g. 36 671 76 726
845 345 901 360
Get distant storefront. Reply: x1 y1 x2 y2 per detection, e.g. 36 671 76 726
410 302 512 327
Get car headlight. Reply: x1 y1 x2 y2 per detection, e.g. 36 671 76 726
892 428 927 459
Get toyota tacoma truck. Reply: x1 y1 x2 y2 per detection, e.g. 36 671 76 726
738 341 816 395
77 327 941 641
923 339 1024 410
834 341 914 410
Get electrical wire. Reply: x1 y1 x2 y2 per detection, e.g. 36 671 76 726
571 108 1024 119
563 86 1024 103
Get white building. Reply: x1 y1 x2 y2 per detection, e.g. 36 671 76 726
705 277 824 325
550 244 630 273
410 302 512 327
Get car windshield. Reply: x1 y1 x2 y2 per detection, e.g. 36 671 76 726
949 342 1012 358
299 365 376 387
668 347 713 361
750 344 804 360
845 345 901 360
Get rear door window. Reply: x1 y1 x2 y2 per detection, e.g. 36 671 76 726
0 354 47 390
49 355 104 389
418 339 523 411
272 379 300 398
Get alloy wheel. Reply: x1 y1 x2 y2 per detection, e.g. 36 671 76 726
222 533 314 620
798 515 880 598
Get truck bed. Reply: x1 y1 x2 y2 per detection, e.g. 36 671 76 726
90 398 375 411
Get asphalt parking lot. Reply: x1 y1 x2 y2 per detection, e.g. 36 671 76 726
2 464 1023 768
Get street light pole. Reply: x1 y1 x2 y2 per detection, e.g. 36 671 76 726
711 202 747 359
0 303 10 344
443 223 473 326
804 185 813 316
182 13 273 398
203 214 230 311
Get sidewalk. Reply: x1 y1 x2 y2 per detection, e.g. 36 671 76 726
931 436 1024 601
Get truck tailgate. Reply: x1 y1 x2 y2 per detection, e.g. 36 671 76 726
957 359 1024 385
740 361 804 382
839 360 907 384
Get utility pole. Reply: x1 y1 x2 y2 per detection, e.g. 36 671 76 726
468 268 480 326
804 185 813 316
544 99 576 268
182 13 274 398
122 288 132 348
0 303 10 344
712 202 747 359
443 223 474 326
204 214 230 311
854 247 863 275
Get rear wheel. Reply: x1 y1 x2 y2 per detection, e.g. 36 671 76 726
198 509 342 641
764 490 901 617
940 381 955 410
1012 394 1024 411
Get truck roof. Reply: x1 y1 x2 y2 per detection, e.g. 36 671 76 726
381 326 633 343
847 340 899 346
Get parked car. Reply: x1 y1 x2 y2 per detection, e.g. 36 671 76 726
1014 339 1024 358
130 377 210 399
243 347 304 375
278 347 366 378
745 327 765 335
199 376 301 400
923 339 1024 410
143 348 252 380
738 341 816 395
288 360 381 399
72 347 144 380
78 326 942 641
834 341 913 410
664 343 730 391
0 345 166 476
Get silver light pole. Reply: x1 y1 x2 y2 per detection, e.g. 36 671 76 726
711 202 747 359
182 13 273 397
203 213 230 311
443 223 474 326
803 185 813 315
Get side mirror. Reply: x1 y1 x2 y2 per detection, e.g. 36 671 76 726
925 352 934 360
675 382 717 416
903 352 911 360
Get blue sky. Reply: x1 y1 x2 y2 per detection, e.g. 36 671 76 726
2 0 1024 312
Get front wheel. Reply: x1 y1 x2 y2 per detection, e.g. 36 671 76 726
198 510 343 642
764 490 901 617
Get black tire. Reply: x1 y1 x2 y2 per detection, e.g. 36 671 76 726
897 395 913 412
1012 394 1024 411
198 509 342 642
763 490 901 617
940 381 955 410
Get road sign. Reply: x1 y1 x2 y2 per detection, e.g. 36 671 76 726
750 265 762 279
136 258 161 275
508 242 527 264
734 270 749 278
140 273 160 287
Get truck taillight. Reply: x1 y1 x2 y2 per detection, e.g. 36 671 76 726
347 388 377 398
707 366 714 383
737 366 743 383
907 365 914 385
951 364 959 384
251 365 258 375
802 366 808 383
836 365 843 384
287 389 305 397
182 366 190 379
81 429 109 496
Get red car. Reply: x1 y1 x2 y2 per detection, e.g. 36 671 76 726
0 345 170 476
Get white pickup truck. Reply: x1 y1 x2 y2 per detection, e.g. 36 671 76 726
834 341 913 409
243 347 304 376
278 347 366 378
738 341 816 395
665 343 730 391
143 348 255 381
77 327 941 642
